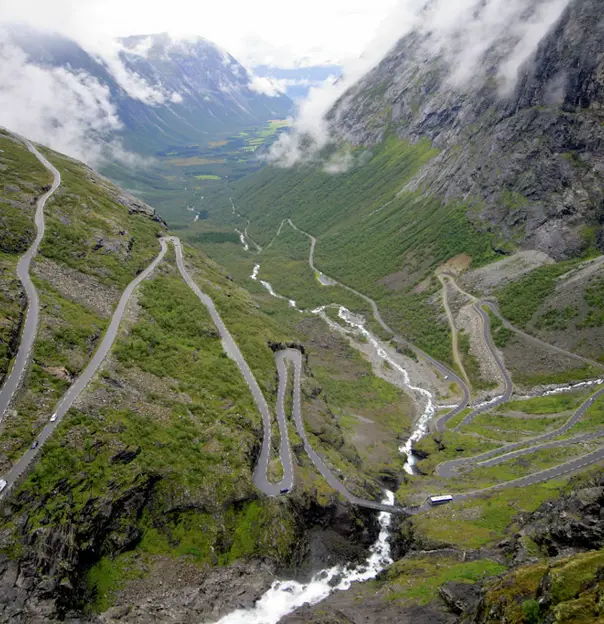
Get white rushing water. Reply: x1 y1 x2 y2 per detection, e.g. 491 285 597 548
249 263 437 473
542 378 604 396
314 305 435 474
513 377 604 402
227 264 444 623
250 265 296 308
216 491 395 624
236 230 250 252
472 395 505 411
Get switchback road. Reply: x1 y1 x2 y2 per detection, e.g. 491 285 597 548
452 301 514 430
443 272 604 373
245 219 604 512
0 137 61 424
169 237 294 497
286 220 471 427
1 216 602 516
438 273 470 388
0 238 168 498
437 387 604 478
276 349 404 513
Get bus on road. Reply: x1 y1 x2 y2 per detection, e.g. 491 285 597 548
428 495 453 506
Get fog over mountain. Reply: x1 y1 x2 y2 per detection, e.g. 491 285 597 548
1 1 604 623
0 25 292 164
269 0 573 167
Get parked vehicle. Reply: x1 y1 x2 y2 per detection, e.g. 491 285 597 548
0 480 7 493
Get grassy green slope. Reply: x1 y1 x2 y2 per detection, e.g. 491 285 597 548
219 136 497 363
0 131 52 381
0 145 164 467
1 134 424 615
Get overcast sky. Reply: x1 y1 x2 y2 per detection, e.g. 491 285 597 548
0 0 400 66
0 0 570 167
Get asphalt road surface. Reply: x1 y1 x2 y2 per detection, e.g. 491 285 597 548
0 238 168 498
276 349 403 513
443 272 604 372
1 220 602 517
251 222 604 513
286 220 471 429
453 301 514 430
437 387 604 478
169 236 294 496
438 274 470 387
484 301 604 372
0 136 61 424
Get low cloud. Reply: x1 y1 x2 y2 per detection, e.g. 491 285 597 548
0 36 123 164
0 25 182 164
247 74 286 97
100 37 178 105
269 0 571 168
267 0 418 167
418 0 570 92
323 149 355 174
105 54 168 104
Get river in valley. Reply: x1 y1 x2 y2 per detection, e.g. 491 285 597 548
217 491 395 624
217 264 438 623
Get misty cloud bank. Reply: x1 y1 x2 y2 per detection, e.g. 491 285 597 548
247 74 287 97
268 0 571 169
0 35 124 164
0 24 289 164
0 0 571 169
0 27 187 165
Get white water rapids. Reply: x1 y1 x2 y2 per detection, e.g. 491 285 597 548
251 264 296 308
314 305 436 474
218 264 436 623
249 264 436 473
236 230 250 252
216 491 395 624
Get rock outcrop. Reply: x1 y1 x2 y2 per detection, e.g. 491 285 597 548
329 0 604 259
507 473 604 560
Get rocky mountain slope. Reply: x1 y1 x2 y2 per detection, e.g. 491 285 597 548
278 469 604 624
2 0 604 621
2 26 293 155
328 0 603 260
214 0 604 378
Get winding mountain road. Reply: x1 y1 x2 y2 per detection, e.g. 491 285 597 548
444 273 604 373
0 137 61 424
285 219 471 425
484 301 604 372
169 236 293 496
438 273 470 388
243 218 604 511
1 204 603 515
437 386 604 478
277 349 404 513
452 301 514 430
0 238 168 498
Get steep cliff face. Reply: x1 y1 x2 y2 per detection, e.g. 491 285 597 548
328 0 604 259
